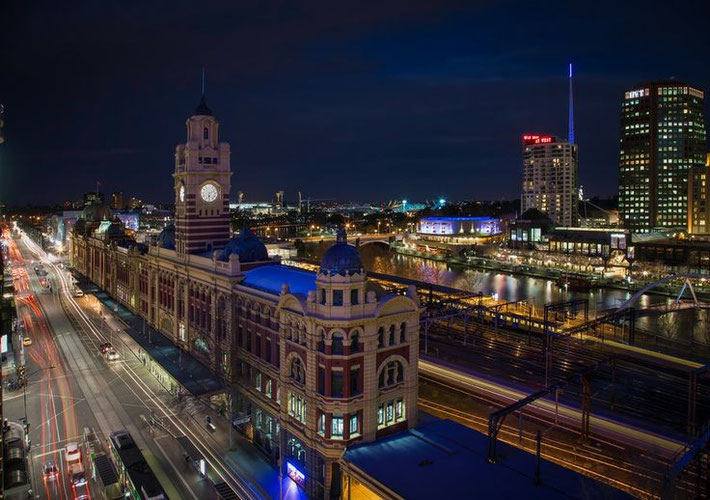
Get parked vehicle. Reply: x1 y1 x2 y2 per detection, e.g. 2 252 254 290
106 349 120 362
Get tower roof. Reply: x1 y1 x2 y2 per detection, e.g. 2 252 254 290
319 227 364 276
194 94 213 116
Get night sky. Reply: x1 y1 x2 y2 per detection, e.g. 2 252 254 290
2 1 709 206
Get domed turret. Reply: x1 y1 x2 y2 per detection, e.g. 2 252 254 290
106 219 125 238
221 226 269 263
157 223 176 250
319 227 363 276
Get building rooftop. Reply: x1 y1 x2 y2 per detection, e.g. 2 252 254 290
420 216 499 222
241 265 317 296
344 418 628 500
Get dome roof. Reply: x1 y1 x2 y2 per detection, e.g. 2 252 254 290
72 218 86 234
221 226 268 263
82 203 113 223
157 223 175 250
319 227 363 276
106 220 125 238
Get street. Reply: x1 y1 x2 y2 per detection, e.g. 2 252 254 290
4 229 262 499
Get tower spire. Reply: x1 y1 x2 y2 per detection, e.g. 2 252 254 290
201 66 205 96
568 63 575 144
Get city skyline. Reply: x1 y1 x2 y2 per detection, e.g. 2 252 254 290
1 2 710 206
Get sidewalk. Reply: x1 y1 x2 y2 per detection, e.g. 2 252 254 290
75 280 289 499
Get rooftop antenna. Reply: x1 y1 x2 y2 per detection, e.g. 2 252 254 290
201 67 206 96
568 63 575 144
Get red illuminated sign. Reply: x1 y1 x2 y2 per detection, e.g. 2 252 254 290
522 134 554 145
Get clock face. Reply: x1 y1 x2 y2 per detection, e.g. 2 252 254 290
179 185 185 202
200 183 219 202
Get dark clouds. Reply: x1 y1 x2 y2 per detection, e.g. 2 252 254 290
1 0 709 205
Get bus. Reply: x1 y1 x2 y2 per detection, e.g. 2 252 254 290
108 430 168 500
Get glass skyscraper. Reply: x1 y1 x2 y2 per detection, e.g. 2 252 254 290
618 82 706 233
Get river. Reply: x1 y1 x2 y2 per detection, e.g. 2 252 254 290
303 242 710 347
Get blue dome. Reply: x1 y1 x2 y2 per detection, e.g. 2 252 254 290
157 223 175 250
319 227 363 276
221 227 269 263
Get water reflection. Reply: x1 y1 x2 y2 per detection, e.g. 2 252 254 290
305 242 709 344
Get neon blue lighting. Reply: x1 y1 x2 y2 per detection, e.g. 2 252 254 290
286 461 306 488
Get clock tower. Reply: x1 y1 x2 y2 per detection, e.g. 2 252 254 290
173 94 232 255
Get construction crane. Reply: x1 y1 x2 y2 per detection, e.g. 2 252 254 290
578 186 618 226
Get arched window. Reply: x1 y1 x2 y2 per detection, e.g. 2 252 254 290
332 332 344 355
203 127 209 140
290 357 305 384
399 322 406 343
378 360 404 389
350 332 359 353
377 327 385 348
388 325 395 346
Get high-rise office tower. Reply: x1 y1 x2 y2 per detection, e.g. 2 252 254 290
688 153 710 235
618 82 707 233
521 134 579 226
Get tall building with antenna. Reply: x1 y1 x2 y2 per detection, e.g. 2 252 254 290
520 65 579 227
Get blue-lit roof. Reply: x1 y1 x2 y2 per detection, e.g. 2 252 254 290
241 265 317 296
344 418 627 500
420 216 498 222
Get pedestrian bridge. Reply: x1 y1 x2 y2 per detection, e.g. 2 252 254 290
616 273 710 315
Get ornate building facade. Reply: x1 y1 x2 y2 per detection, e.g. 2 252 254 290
70 97 422 499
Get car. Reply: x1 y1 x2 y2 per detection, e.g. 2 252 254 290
99 342 113 354
106 349 120 361
42 461 58 481
69 462 85 486
73 288 84 298
73 481 89 500
22 336 32 347
65 442 81 464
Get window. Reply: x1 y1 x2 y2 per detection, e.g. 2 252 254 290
399 323 406 343
349 414 359 435
332 414 343 438
331 332 344 355
287 437 306 465
377 406 384 426
320 288 326 305
351 289 359 305
203 127 209 140
255 372 262 392
318 413 325 435
290 357 305 384
317 330 325 352
333 290 343 306
256 336 261 357
389 325 395 346
238 325 243 347
379 360 404 389
332 370 343 398
378 327 384 348
266 378 272 398
350 368 360 395
350 332 359 353
265 338 272 363
395 398 404 420
288 392 307 424
318 366 325 395
179 322 186 342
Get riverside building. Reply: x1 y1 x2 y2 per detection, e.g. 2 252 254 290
520 134 579 227
618 81 707 233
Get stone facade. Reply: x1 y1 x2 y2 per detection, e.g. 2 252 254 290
69 98 422 499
